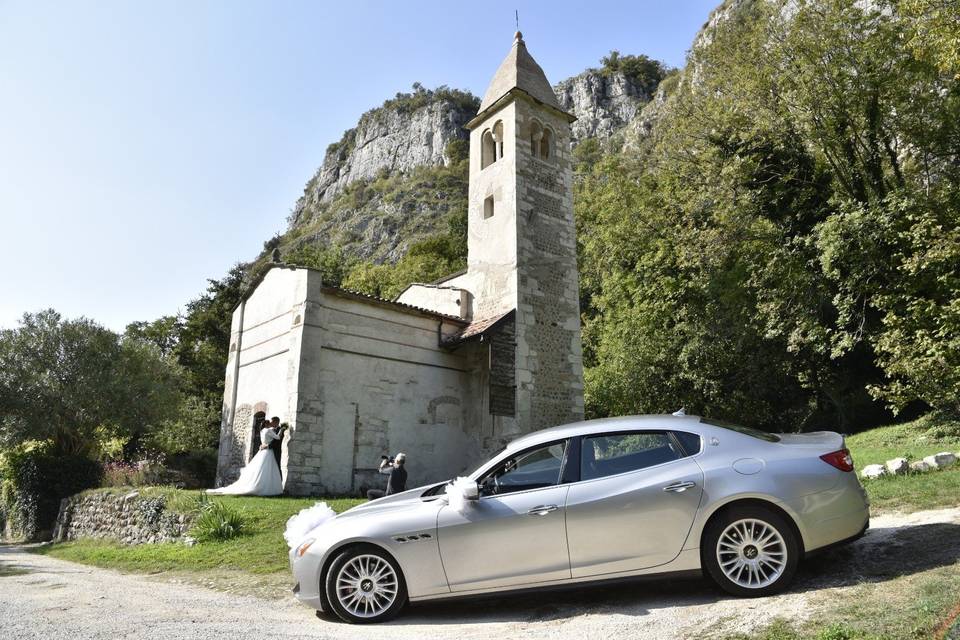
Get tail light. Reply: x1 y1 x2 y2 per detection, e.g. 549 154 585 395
820 448 854 472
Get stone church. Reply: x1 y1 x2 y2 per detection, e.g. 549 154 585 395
215 32 584 495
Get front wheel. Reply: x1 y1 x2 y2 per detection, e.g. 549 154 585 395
702 505 799 597
324 545 407 623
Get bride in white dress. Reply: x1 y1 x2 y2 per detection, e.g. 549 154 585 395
208 425 283 496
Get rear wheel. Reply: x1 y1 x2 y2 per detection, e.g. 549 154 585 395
702 505 799 597
324 545 407 623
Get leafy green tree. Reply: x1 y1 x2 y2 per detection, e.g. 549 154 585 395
0 310 182 456
283 244 352 287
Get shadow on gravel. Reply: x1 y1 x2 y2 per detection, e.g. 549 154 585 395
0 545 89 576
796 522 960 591
398 576 722 625
383 521 960 626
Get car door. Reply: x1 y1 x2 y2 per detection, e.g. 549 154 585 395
564 430 704 578
436 439 572 592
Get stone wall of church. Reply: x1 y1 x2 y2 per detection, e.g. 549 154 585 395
513 98 585 432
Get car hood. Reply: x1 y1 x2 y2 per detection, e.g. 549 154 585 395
336 484 445 521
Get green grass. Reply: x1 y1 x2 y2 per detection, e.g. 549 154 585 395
37 492 363 576
725 563 960 639
846 415 960 513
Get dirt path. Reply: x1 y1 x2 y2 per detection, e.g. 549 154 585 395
2 507 959 640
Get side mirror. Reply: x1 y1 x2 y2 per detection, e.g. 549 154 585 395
460 482 479 501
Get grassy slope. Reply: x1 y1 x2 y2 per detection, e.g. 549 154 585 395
38 492 363 576
846 415 960 513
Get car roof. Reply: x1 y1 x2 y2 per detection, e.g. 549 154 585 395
506 414 707 451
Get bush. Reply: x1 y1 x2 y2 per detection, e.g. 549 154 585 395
190 497 246 542
0 441 101 541
100 455 170 488
164 449 218 489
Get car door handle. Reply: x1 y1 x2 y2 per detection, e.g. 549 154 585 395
663 481 697 493
527 504 558 516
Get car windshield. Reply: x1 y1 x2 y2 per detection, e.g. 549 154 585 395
701 418 781 442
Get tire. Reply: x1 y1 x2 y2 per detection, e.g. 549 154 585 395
324 545 407 624
702 505 800 597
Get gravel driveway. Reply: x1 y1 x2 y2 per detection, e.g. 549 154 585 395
2 507 959 640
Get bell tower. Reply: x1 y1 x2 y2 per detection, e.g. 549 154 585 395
464 31 584 433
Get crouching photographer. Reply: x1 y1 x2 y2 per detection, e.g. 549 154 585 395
366 452 407 500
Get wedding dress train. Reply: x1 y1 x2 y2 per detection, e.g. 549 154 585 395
208 427 283 496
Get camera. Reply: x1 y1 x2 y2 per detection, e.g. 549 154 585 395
380 455 395 464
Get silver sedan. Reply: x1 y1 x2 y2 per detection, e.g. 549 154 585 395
289 414 870 623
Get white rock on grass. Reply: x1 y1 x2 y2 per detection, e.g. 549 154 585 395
861 464 887 479
885 458 909 475
922 452 957 469
910 460 932 473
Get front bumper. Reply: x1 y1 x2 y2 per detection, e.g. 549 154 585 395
290 544 327 611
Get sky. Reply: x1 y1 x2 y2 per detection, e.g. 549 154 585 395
0 0 718 332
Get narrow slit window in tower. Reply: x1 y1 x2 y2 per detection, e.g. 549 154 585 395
483 196 495 219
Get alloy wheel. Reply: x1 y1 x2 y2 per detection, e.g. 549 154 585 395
334 553 399 618
715 518 787 589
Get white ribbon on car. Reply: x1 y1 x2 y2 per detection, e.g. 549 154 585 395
444 476 477 514
283 501 337 549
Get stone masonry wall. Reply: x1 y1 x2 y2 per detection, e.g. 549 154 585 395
53 490 193 545
514 98 585 432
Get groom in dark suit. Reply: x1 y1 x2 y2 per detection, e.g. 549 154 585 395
268 416 285 469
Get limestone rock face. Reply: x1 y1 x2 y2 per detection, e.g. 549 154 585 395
885 457 909 476
860 464 887 479
554 70 658 143
291 97 478 221
923 452 957 469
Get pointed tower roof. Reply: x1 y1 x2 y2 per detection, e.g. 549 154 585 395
472 32 573 125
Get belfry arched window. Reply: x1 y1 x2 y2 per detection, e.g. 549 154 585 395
530 121 552 161
540 127 553 160
481 129 495 169
481 121 505 169
492 120 504 161
530 121 543 158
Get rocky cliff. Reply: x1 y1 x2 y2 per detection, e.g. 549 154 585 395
271 59 669 270
555 68 660 143
289 87 478 226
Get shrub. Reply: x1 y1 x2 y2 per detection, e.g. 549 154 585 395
164 449 218 489
0 441 101 541
190 498 246 542
100 455 170 488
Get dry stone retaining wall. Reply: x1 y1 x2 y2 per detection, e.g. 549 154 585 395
53 490 193 545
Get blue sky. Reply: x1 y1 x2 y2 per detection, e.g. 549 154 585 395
0 0 717 331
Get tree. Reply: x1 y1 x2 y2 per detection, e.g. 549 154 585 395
0 310 182 456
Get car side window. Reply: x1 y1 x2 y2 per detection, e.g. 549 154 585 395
581 431 681 481
479 440 568 497
672 430 702 456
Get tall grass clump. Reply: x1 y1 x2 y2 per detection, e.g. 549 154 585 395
189 495 247 542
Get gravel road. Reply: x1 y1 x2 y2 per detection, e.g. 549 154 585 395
2 507 959 640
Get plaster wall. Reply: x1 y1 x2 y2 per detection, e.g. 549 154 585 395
303 291 485 494
395 284 471 320
216 267 307 486
466 101 519 322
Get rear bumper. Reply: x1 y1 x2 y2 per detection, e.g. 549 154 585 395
786 476 870 553
805 517 869 558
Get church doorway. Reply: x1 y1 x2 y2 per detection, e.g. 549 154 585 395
250 411 266 461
